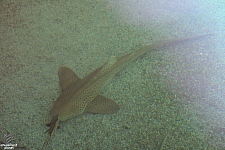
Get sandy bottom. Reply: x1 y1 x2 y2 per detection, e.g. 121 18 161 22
1 0 225 149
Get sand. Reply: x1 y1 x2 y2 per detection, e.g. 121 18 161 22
1 0 225 149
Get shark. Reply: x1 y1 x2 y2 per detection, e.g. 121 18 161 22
41 34 212 149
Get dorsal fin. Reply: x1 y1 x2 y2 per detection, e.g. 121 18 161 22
58 67 81 91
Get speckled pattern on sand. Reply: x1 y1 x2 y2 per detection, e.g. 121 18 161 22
1 0 225 149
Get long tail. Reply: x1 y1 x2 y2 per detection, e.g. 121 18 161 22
132 33 214 61
110 34 214 76
41 115 59 150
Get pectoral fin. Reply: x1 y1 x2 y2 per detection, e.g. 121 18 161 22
84 95 120 114
58 67 81 91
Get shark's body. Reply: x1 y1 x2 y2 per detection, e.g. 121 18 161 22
41 34 211 149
